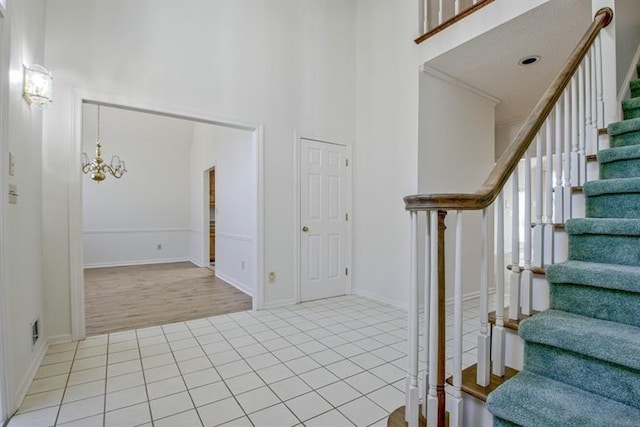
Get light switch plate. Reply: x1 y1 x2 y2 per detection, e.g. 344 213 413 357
8 182 17 204
9 152 15 176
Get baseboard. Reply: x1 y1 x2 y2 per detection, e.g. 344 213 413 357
84 257 191 269
214 272 253 297
12 339 48 414
263 298 295 310
353 287 498 311
352 289 406 310
47 334 73 345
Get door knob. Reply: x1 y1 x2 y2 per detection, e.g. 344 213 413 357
302 226 309 232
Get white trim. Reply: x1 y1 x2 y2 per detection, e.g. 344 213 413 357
13 340 47 416
83 228 190 235
496 115 527 128
422 65 502 106
353 289 406 310
70 90 265 338
215 272 253 297
617 42 640 104
47 334 73 345
216 232 253 243
263 298 296 310
293 134 353 305
84 257 191 269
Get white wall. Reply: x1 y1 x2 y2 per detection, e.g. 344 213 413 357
614 0 640 94
0 0 47 415
82 105 193 267
418 73 496 298
189 123 256 296
43 1 356 336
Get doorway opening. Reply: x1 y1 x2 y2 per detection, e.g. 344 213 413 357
73 98 263 339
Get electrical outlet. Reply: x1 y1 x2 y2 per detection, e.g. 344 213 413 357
268 272 276 283
157 244 162 250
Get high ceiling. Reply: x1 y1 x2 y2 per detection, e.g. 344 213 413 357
426 0 592 125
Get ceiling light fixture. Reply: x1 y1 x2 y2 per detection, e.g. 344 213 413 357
518 55 541 66
82 105 127 182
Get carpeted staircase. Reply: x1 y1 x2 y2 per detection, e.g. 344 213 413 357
487 65 640 426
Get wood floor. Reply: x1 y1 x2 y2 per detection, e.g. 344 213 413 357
84 262 252 336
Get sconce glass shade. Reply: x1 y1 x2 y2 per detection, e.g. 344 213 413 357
23 64 53 107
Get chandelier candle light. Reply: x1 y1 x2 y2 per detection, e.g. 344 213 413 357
82 105 127 182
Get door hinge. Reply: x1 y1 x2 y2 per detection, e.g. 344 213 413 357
346 158 349 167
345 213 349 221
345 268 349 276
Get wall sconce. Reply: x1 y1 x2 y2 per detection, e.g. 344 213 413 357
22 64 53 108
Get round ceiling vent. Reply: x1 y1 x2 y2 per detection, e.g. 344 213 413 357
518 55 541 66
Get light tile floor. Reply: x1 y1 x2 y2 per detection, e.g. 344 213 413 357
9 295 487 427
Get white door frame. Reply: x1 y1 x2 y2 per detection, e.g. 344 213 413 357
293 132 352 304
0 6 9 421
69 90 265 341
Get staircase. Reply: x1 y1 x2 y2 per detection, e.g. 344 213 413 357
487 64 640 426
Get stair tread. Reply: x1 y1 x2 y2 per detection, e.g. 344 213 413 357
584 176 640 196
487 370 640 427
598 144 640 164
608 117 640 137
489 310 539 331
546 260 640 293
622 96 640 110
445 363 518 402
519 310 640 371
565 217 640 236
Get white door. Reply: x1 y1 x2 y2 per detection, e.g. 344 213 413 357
300 139 347 302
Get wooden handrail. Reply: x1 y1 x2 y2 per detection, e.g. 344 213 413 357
405 7 613 212
415 0 495 45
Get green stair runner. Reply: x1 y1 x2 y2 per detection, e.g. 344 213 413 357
487 65 640 426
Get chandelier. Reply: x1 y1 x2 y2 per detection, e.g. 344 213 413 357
82 105 127 182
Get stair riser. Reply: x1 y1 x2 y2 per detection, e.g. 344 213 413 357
624 106 640 120
494 418 520 427
632 86 640 99
569 234 640 266
611 131 640 148
600 158 640 179
550 283 640 328
586 193 640 218
524 342 640 409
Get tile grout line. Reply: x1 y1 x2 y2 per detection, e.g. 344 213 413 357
133 329 156 427
52 341 80 426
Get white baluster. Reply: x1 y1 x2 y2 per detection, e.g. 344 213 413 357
509 170 521 321
422 212 430 419
477 208 490 387
554 100 564 225
591 45 599 154
423 0 429 34
545 116 555 266
450 211 464 427
438 0 444 24
406 212 419 426
493 192 506 377
596 35 605 131
454 0 460 14
585 51 593 158
578 62 586 186
426 212 439 427
564 86 573 221
533 133 544 268
522 150 533 316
